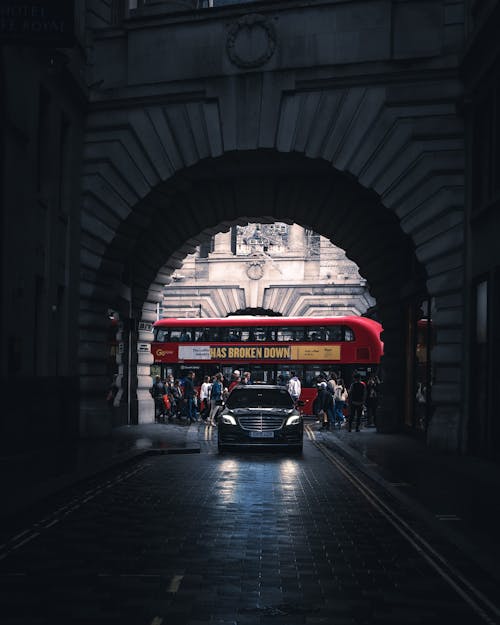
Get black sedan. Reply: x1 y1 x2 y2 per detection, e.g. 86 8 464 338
217 385 303 453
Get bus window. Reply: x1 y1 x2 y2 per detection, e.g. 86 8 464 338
155 328 169 342
228 329 241 341
295 327 306 341
209 327 228 342
170 328 192 342
240 329 251 341
252 327 274 341
306 327 328 341
326 326 343 342
169 329 180 342
344 326 355 341
180 329 191 342
276 327 294 342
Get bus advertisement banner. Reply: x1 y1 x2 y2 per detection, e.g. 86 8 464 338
290 345 341 361
156 343 342 363
179 345 212 360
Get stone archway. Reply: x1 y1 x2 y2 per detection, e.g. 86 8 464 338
81 140 462 449
82 8 465 449
115 152 424 430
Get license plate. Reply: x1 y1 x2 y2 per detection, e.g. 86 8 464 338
249 430 274 438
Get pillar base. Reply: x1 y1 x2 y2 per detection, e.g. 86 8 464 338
138 398 155 424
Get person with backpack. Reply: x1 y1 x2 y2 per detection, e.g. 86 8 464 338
347 372 367 432
333 378 348 427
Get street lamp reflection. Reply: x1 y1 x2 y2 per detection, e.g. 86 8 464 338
217 459 240 504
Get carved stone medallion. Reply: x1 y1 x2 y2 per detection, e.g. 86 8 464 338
247 261 264 280
226 14 277 69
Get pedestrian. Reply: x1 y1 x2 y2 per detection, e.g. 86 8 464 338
325 376 336 426
171 379 183 418
164 374 175 419
183 371 197 423
327 373 337 396
228 370 241 393
314 381 333 430
366 374 380 427
106 374 119 413
242 371 252 385
199 375 212 421
287 370 302 404
333 378 348 427
150 375 167 422
209 373 223 426
347 372 366 432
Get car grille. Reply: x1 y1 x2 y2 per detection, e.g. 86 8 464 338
238 414 285 431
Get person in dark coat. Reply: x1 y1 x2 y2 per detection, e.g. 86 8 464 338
347 372 367 432
365 375 380 427
314 381 333 431
183 371 197 424
150 375 167 421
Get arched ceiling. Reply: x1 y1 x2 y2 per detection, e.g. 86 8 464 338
97 151 426 321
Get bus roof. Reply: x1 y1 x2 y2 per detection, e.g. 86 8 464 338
154 316 381 331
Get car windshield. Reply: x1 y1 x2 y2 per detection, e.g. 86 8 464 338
226 388 294 409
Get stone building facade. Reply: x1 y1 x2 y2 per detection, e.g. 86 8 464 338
2 0 499 467
161 224 375 318
462 0 500 461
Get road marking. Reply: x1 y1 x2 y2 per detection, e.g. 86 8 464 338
304 424 316 441
436 514 462 522
167 574 184 593
315 441 500 625
0 464 147 561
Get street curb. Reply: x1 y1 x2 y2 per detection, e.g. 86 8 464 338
148 447 201 455
318 433 500 585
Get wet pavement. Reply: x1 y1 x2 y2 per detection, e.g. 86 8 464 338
1 419 500 624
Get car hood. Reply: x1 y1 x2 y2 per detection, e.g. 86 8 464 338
225 407 297 415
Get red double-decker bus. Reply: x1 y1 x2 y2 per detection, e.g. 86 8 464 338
151 316 383 415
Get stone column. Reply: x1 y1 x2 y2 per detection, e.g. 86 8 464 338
211 230 232 256
137 301 157 425
288 224 305 253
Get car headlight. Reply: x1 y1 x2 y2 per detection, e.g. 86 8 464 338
286 415 301 426
221 413 237 426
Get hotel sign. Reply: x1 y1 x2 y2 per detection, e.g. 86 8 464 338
0 1 74 46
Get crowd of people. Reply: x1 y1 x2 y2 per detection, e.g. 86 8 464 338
149 369 251 425
149 368 381 431
309 371 381 432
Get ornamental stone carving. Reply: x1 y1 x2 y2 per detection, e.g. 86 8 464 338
226 14 277 69
246 261 264 280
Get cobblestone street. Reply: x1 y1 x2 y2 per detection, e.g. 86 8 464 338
1 424 496 625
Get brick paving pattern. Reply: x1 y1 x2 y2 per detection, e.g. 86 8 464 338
0 436 488 625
